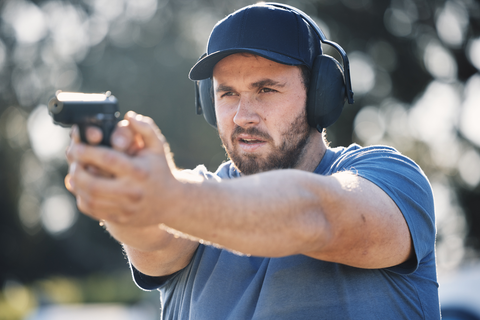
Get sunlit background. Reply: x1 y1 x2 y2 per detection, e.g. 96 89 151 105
0 0 479 319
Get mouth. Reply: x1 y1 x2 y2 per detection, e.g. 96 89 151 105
236 134 269 153
239 138 265 144
227 126 272 154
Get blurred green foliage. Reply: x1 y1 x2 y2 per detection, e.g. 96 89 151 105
0 272 146 319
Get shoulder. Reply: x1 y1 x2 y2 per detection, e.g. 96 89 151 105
326 144 434 211
332 143 410 165
321 144 425 179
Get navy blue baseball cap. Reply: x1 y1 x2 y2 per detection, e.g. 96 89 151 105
188 3 322 81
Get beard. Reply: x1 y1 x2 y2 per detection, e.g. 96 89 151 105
219 111 312 175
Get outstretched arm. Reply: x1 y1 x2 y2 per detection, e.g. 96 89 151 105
68 112 413 271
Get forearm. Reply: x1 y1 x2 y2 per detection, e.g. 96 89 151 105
105 222 199 276
104 222 170 252
163 169 332 258
124 240 199 277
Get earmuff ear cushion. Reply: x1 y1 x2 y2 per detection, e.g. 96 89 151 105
197 78 217 128
307 55 347 130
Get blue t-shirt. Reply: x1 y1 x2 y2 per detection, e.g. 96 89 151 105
132 144 440 319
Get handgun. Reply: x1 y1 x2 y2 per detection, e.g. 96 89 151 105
48 91 120 147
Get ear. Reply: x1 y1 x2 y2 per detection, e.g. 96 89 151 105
306 55 347 131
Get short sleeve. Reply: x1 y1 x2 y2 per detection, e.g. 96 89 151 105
328 145 436 274
131 264 181 291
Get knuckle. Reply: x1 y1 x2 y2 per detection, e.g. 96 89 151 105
142 115 153 124
102 150 116 164
101 150 122 170
64 175 75 193
128 188 144 203
132 164 149 180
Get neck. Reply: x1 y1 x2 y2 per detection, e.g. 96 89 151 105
294 128 327 172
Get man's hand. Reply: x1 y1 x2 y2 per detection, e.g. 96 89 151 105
65 111 180 227
64 111 200 277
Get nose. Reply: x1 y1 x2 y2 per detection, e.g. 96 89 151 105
233 96 261 128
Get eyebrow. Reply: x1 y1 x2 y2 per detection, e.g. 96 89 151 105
216 84 234 94
251 79 286 89
215 78 286 94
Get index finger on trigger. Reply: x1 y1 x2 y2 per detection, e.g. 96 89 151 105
70 125 80 143
66 126 81 164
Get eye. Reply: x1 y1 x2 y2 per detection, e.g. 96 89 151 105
220 91 236 98
260 87 277 93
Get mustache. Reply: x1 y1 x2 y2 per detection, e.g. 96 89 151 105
231 126 272 141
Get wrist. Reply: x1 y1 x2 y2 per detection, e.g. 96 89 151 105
161 170 206 229
105 221 175 252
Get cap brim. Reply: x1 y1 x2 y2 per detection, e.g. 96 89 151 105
188 48 305 81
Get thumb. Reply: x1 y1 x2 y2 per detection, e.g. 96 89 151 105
125 111 167 154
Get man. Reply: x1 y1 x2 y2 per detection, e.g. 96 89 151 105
66 3 440 319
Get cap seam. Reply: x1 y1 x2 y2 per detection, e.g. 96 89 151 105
238 8 247 48
295 13 302 64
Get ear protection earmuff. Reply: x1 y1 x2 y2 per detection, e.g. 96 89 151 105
194 2 354 132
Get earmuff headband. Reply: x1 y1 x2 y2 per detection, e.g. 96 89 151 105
264 2 354 104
